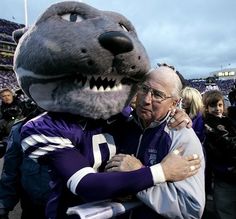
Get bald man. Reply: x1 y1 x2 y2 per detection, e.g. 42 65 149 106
106 65 205 219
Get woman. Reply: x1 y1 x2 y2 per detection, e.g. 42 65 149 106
180 86 205 143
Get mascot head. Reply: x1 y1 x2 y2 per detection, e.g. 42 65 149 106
13 1 150 119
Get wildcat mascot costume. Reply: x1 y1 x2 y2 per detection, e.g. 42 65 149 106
13 1 164 218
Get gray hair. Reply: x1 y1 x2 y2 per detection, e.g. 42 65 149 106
146 65 183 99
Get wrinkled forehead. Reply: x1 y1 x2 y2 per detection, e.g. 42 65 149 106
148 67 175 78
145 67 176 88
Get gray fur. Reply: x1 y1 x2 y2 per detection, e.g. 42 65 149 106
13 1 150 119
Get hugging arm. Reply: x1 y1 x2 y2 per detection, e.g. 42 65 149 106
168 108 192 130
45 148 169 201
105 132 205 218
105 148 200 181
21 127 168 202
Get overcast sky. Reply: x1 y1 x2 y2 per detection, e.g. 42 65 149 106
1 0 236 79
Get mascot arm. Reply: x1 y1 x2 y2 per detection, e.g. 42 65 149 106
21 118 164 202
47 148 163 201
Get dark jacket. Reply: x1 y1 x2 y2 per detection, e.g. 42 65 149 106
0 116 50 219
0 97 37 158
0 97 24 122
204 113 236 183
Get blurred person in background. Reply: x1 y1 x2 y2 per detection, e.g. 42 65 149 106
180 86 205 143
228 83 236 106
202 90 236 219
0 88 25 157
0 88 37 158
0 107 50 219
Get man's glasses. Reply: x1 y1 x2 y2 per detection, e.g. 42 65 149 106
138 84 172 103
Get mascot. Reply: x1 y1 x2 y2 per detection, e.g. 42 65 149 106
13 1 179 218
13 1 150 119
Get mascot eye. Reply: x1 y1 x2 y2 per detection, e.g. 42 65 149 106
119 23 129 32
61 13 83 23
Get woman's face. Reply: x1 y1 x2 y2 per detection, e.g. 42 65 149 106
207 99 224 117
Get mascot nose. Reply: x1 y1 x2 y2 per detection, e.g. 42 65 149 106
98 31 133 55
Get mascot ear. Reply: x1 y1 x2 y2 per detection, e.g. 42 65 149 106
12 27 28 44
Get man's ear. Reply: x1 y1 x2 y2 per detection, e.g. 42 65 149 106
176 98 182 106
173 98 180 106
12 27 28 44
169 98 179 111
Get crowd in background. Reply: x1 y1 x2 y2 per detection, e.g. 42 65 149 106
0 54 13 66
0 70 18 91
0 19 24 43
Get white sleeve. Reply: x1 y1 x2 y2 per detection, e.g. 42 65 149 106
136 128 206 219
150 163 166 183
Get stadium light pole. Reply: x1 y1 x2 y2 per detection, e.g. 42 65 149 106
24 0 28 27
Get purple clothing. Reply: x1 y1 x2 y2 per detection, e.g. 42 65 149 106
192 112 205 143
20 112 155 219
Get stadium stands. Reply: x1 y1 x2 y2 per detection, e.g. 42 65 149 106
0 18 24 90
187 78 235 95
0 19 24 42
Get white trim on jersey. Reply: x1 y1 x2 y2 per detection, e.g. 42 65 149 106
67 167 96 195
22 134 74 159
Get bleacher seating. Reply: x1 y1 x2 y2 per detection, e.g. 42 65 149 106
0 19 24 42
0 53 13 65
188 78 235 95
0 69 18 90
0 18 25 90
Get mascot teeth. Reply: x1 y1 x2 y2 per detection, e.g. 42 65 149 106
83 75 123 92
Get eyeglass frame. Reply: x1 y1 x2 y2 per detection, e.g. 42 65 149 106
138 84 173 103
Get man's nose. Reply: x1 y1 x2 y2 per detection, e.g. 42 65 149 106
143 91 152 103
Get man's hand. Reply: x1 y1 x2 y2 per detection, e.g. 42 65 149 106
168 108 192 130
105 154 143 172
105 148 200 182
161 147 200 181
